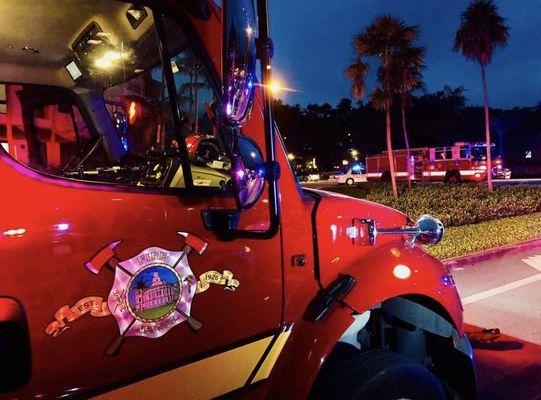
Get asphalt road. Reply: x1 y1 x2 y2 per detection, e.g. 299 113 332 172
448 241 541 400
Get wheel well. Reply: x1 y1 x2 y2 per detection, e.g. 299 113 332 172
444 169 461 180
322 296 476 399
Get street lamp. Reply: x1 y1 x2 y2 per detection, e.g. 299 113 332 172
351 149 359 161
258 78 297 95
287 153 295 161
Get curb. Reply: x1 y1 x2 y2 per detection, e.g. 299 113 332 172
443 237 541 268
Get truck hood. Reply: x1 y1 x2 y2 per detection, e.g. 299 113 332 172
305 188 410 286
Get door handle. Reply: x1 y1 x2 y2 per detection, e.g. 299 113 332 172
0 298 31 392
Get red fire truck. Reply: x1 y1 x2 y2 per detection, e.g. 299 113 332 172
366 142 511 183
0 1 474 399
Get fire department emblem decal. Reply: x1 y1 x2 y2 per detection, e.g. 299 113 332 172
45 232 239 355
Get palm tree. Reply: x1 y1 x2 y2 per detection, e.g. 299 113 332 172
346 15 420 198
173 54 209 133
453 0 509 192
391 45 426 188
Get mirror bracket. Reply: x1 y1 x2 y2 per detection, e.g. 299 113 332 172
255 36 274 60
265 161 281 181
201 209 240 241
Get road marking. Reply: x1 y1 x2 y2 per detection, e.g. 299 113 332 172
462 273 541 305
521 255 541 272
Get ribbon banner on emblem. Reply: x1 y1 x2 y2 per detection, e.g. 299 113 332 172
196 270 240 293
45 296 111 337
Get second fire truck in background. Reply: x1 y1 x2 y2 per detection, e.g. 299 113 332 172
366 142 511 183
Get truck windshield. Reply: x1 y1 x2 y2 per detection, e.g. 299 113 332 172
0 0 232 191
471 145 497 161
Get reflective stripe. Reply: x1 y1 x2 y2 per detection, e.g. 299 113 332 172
93 331 291 400
422 171 446 176
422 170 484 177
367 172 409 177
460 170 484 176
252 329 292 382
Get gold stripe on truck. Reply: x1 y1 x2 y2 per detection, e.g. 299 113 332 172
93 331 291 400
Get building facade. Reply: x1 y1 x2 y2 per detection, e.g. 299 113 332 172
133 271 179 312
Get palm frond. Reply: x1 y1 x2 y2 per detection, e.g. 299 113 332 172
345 58 370 100
369 87 391 112
453 0 509 65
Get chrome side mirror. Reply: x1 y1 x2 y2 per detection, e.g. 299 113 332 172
232 136 266 209
357 215 444 247
222 0 257 125
413 215 445 246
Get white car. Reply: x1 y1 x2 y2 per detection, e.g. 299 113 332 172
307 173 321 182
330 168 366 185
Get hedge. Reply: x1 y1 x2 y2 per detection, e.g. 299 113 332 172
427 212 541 260
326 183 541 227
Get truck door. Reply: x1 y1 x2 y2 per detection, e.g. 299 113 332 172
0 2 282 399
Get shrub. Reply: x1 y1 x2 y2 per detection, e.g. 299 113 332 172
326 183 541 227
427 212 541 259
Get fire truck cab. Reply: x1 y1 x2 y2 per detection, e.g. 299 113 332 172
367 141 510 183
0 1 475 399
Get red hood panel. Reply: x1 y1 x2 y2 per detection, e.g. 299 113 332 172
308 189 409 286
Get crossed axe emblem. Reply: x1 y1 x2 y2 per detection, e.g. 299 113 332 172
44 232 239 356
85 232 208 356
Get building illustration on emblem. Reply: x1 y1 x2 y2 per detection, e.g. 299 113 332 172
133 271 180 313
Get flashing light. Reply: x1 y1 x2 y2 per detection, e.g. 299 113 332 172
257 79 297 94
128 101 137 124
352 164 362 172
330 224 338 242
56 223 70 232
342 160 349 166
346 226 358 239
246 26 253 36
287 153 295 161
3 228 26 237
393 264 411 280
478 165 487 171
104 51 122 60
95 58 112 68
269 81 280 94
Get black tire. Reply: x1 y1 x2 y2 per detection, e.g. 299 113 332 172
346 178 354 186
444 171 461 184
381 171 391 182
311 350 446 400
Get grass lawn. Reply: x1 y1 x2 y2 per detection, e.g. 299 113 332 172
428 212 541 260
135 303 175 320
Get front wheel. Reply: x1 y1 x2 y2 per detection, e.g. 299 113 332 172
310 349 446 400
346 178 354 186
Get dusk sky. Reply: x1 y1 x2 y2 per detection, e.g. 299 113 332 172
269 0 541 109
